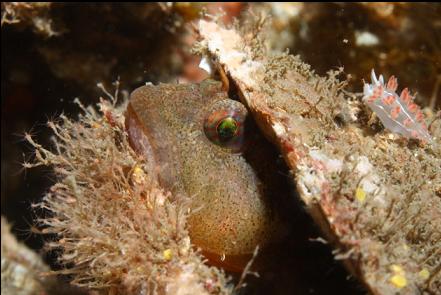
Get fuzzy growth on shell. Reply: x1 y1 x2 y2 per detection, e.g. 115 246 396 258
196 16 441 294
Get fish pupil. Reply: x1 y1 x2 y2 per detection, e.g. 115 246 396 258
217 117 238 141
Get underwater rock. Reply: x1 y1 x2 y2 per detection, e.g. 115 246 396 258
1 216 51 295
1 216 84 295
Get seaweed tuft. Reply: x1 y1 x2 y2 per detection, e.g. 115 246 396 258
25 87 232 294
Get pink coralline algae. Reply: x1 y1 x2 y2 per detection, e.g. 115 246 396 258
363 69 432 142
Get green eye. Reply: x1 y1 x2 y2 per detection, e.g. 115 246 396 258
204 100 248 152
217 117 238 141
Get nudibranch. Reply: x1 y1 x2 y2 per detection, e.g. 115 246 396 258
125 80 290 271
363 69 432 143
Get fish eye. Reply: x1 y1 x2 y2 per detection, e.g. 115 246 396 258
204 100 247 152
217 117 238 141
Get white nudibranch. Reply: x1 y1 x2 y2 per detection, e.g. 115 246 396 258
363 69 432 143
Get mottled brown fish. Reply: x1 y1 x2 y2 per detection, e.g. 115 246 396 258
125 79 291 271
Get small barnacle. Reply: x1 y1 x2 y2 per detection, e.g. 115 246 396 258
132 165 146 185
163 249 173 261
363 69 432 143
355 187 366 203
389 264 407 288
418 268 430 280
390 264 405 274
390 274 407 289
